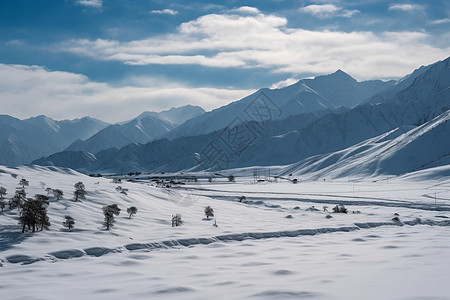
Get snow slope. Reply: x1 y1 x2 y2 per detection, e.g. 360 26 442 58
363 63 432 104
281 110 450 179
0 165 449 299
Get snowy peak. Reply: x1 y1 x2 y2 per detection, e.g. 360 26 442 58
322 69 356 82
159 105 206 125
124 105 205 126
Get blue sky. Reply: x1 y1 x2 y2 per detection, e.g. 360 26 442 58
0 0 449 122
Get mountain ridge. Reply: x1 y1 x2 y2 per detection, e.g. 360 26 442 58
65 105 205 154
31 57 450 175
164 70 395 140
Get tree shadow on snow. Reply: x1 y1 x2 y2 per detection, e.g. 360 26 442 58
0 225 30 252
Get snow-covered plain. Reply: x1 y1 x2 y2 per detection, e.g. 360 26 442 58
0 165 449 299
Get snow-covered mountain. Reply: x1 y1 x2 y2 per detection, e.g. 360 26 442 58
165 70 394 140
66 105 205 154
364 64 432 104
32 57 450 175
0 115 108 166
66 116 175 154
281 110 450 179
157 105 206 125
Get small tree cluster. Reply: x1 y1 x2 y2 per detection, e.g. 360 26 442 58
74 182 86 202
126 206 137 218
103 204 121 230
332 204 348 213
172 214 183 227
204 206 214 219
112 178 122 184
19 194 51 233
62 216 75 231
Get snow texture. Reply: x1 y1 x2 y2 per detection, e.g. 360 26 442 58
0 165 449 299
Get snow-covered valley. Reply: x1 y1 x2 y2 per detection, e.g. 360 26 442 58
1 165 449 299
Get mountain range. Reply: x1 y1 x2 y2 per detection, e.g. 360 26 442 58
0 105 205 166
31 56 450 177
165 69 395 140
0 115 108 166
66 105 205 154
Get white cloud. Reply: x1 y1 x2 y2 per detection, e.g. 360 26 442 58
270 78 299 89
77 0 102 8
0 63 253 123
57 10 449 80
430 18 450 25
300 4 340 17
150 9 178 15
299 4 359 19
388 4 423 11
229 6 260 15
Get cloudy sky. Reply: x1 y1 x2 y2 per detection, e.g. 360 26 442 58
1 0 449 123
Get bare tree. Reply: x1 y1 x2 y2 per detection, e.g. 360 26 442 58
62 216 75 232
126 206 137 218
45 187 53 196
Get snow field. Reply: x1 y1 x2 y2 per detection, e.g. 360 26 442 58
0 165 449 299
